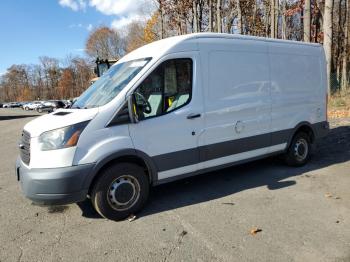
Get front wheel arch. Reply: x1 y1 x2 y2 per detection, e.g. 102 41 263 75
86 151 157 196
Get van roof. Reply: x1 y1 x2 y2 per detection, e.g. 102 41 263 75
119 33 321 63
198 33 320 46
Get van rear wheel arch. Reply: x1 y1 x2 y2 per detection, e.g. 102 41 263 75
287 122 315 148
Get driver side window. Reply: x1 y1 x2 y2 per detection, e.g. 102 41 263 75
134 58 192 120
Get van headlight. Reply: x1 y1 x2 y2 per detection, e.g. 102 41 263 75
38 121 89 151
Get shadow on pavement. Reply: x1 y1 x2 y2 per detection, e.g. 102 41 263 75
78 125 350 220
77 199 102 219
0 115 39 121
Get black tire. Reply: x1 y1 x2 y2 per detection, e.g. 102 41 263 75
91 163 149 221
38 108 42 113
284 132 311 166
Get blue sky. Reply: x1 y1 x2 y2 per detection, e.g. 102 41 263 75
0 0 151 75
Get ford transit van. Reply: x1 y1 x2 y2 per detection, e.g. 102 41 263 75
16 33 329 220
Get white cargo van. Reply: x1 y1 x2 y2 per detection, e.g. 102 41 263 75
16 33 329 220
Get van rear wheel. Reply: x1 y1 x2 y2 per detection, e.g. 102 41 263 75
284 132 311 166
91 163 149 221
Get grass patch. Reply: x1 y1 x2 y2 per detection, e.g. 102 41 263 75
328 90 350 118
329 91 350 110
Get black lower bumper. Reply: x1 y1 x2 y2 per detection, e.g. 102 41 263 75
16 158 95 205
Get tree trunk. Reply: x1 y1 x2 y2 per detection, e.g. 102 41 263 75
208 0 213 32
226 2 235 33
216 0 222 33
275 0 279 38
336 0 342 83
198 0 203 32
341 0 349 91
252 1 257 35
323 0 334 94
265 2 270 37
271 0 275 38
313 5 321 42
304 0 311 42
159 0 164 39
236 0 243 34
193 0 198 33
281 0 287 39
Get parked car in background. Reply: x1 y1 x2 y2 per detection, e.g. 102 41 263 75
22 101 43 111
36 100 66 113
19 102 29 107
3 102 21 108
64 100 73 108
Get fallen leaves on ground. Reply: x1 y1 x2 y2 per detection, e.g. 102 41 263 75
250 227 262 235
325 193 341 199
328 110 350 119
179 230 187 237
127 214 136 222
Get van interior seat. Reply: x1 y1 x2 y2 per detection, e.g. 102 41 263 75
167 94 189 112
144 93 162 117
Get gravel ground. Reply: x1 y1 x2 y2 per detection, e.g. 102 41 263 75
0 108 349 262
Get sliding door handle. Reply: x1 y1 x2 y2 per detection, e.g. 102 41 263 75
187 113 201 119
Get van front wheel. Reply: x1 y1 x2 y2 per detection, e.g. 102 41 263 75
91 163 149 221
284 132 311 166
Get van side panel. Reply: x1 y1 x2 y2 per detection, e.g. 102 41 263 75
269 44 326 143
198 39 274 170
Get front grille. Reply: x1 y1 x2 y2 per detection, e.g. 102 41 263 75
20 130 31 165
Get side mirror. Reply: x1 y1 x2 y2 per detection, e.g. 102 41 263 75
128 94 139 123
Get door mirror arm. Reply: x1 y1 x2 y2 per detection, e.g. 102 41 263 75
128 94 139 124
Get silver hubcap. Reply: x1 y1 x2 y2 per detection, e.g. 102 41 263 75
294 138 308 162
107 175 140 211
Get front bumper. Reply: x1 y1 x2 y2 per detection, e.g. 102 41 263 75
16 158 95 205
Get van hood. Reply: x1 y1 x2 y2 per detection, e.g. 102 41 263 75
24 108 99 137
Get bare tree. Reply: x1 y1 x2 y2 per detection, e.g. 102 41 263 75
208 0 213 31
281 0 287 39
275 0 279 37
157 0 165 38
124 21 147 52
341 0 349 91
193 0 199 32
39 57 60 99
304 0 311 42
324 0 334 93
85 27 125 60
271 0 276 38
236 0 243 34
217 0 222 32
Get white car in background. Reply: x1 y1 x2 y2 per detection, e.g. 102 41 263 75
23 101 44 111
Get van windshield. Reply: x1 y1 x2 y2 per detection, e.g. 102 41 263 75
73 57 151 109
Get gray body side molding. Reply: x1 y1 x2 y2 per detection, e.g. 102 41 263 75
83 121 329 189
